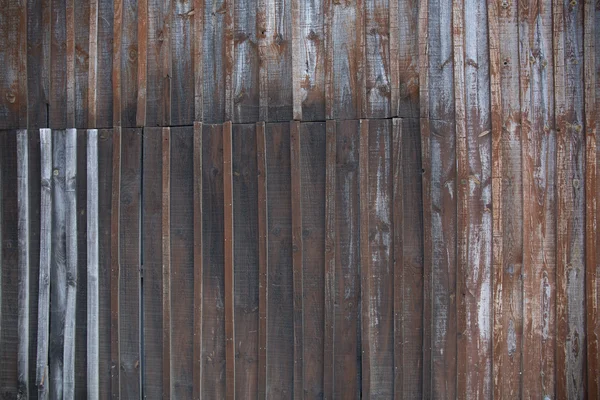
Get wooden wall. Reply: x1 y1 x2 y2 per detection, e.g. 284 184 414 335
0 0 599 399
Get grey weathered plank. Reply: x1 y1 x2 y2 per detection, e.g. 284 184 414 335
364 0 390 118
162 127 172 400
27 0 51 129
89 0 100 127
17 130 30 399
171 0 195 125
87 129 100 400
36 129 52 400
202 0 227 122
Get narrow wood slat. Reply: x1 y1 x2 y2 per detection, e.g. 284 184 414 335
584 0 598 397
66 0 76 127
193 122 203 400
17 130 29 399
291 0 302 121
87 129 100 400
290 120 304 399
110 127 121 398
194 0 204 121
392 119 403 399
27 0 51 129
224 1 234 121
323 0 333 119
136 0 148 126
113 0 123 126
323 120 336 400
358 119 370 398
162 127 172 399
256 121 268 399
96 0 116 128
257 3 268 121
364 0 390 118
63 129 78 398
88 0 99 127
357 0 366 118
223 121 236 399
417 0 432 394
36 129 52 400
392 0 420 118
171 0 195 125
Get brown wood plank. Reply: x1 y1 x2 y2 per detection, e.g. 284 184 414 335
323 0 333 119
66 0 76 127
89 0 100 128
256 121 268 399
145 0 171 126
257 2 267 121
135 0 147 126
194 1 204 122
162 127 172 400
300 122 326 398
202 124 226 398
50 0 67 128
113 0 123 126
202 1 226 123
27 0 51 129
290 120 304 400
333 120 361 399
265 122 293 398
223 121 236 399
121 0 139 126
519 0 556 396
74 2 90 128
584 0 598 397
489 0 524 396
141 126 164 400
232 0 259 123
260 0 293 121
171 0 195 125
455 0 493 396
170 126 195 399
364 0 390 118
110 127 121 399
224 0 234 121
323 120 335 400
0 132 19 397
554 0 586 397
192 122 203 400
232 123 259 399
118 128 141 398
358 119 370 398
97 129 114 400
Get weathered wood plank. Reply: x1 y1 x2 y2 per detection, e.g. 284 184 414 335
554 0 586 397
489 0 524 396
145 0 170 127
109 127 121 399
74 1 90 128
323 120 335 400
519 0 556 396
323 0 333 119
162 127 172 400
223 121 236 399
364 0 390 118
300 122 326 398
66 0 76 127
135 0 148 126
96 0 114 128
50 130 67 400
27 0 51 129
113 0 139 126
113 0 123 126
141 126 164 400
192 122 203 400
265 122 293 398
0 0 28 129
233 0 259 123
584 0 598 397
202 124 226 398
118 128 141 398
290 120 304 400
63 129 78 398
224 0 234 121
97 128 113 400
89 0 100 127
0 132 19 397
172 0 195 125
170 127 196 399
194 1 204 122
17 130 30 399
50 0 67 128
393 117 424 398
232 123 259 399
202 0 226 122
87 129 100 400
36 128 52 400
256 121 268 399
333 120 360 399
358 119 370 398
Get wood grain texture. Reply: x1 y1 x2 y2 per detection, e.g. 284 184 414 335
265 122 293 398
232 123 259 399
391 0 419 118
300 122 326 398
87 129 100 400
192 122 203 400
36 129 52 400
364 0 390 118
17 130 30 399
135 0 147 126
554 0 586 397
290 120 304 400
256 121 268 399
0 132 19 398
141 127 164 400
162 127 172 400
202 124 226 399
333 120 361 399
74 1 90 128
202 0 226 122
50 0 67 128
584 0 598 397
110 127 121 399
96 0 114 128
170 127 195 399
224 0 234 121
223 121 236 399
519 0 556 396
113 0 139 126
323 120 335 400
171 0 195 125
66 0 76 127
194 0 204 122
27 0 51 129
